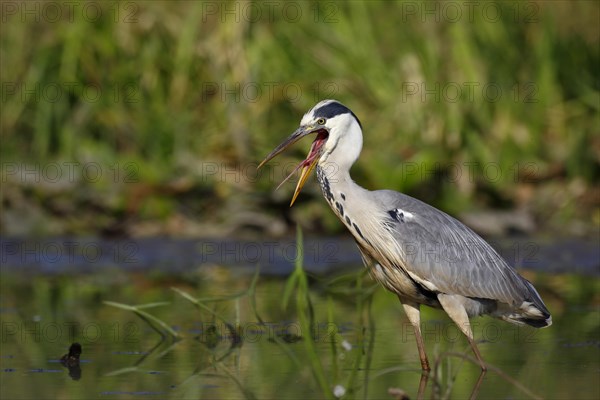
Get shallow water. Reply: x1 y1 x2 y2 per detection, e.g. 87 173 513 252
0 239 599 399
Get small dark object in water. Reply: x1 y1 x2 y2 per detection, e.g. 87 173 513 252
60 342 82 380
60 342 82 364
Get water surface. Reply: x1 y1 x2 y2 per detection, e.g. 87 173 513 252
0 238 598 399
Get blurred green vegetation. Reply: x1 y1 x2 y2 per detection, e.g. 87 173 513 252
1 1 598 236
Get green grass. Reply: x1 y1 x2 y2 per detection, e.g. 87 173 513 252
104 300 181 340
1 1 598 235
101 227 376 398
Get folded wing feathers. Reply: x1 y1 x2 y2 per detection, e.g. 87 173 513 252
372 190 548 315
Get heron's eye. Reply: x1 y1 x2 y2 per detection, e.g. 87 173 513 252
317 118 326 125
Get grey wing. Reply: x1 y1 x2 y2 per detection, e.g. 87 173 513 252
373 190 549 313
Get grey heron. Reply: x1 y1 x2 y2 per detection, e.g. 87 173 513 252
259 99 551 371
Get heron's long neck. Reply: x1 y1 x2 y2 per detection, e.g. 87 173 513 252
315 161 377 254
314 120 383 250
316 160 370 226
316 162 354 204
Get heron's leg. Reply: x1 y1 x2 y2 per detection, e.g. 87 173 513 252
417 372 429 400
401 300 430 371
437 294 487 371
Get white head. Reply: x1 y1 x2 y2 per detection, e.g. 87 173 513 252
259 99 364 205
300 99 363 170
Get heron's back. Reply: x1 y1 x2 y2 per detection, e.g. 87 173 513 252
364 189 551 327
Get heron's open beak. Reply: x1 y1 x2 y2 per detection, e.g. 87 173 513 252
258 126 328 206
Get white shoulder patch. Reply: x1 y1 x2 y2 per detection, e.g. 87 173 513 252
390 208 415 223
